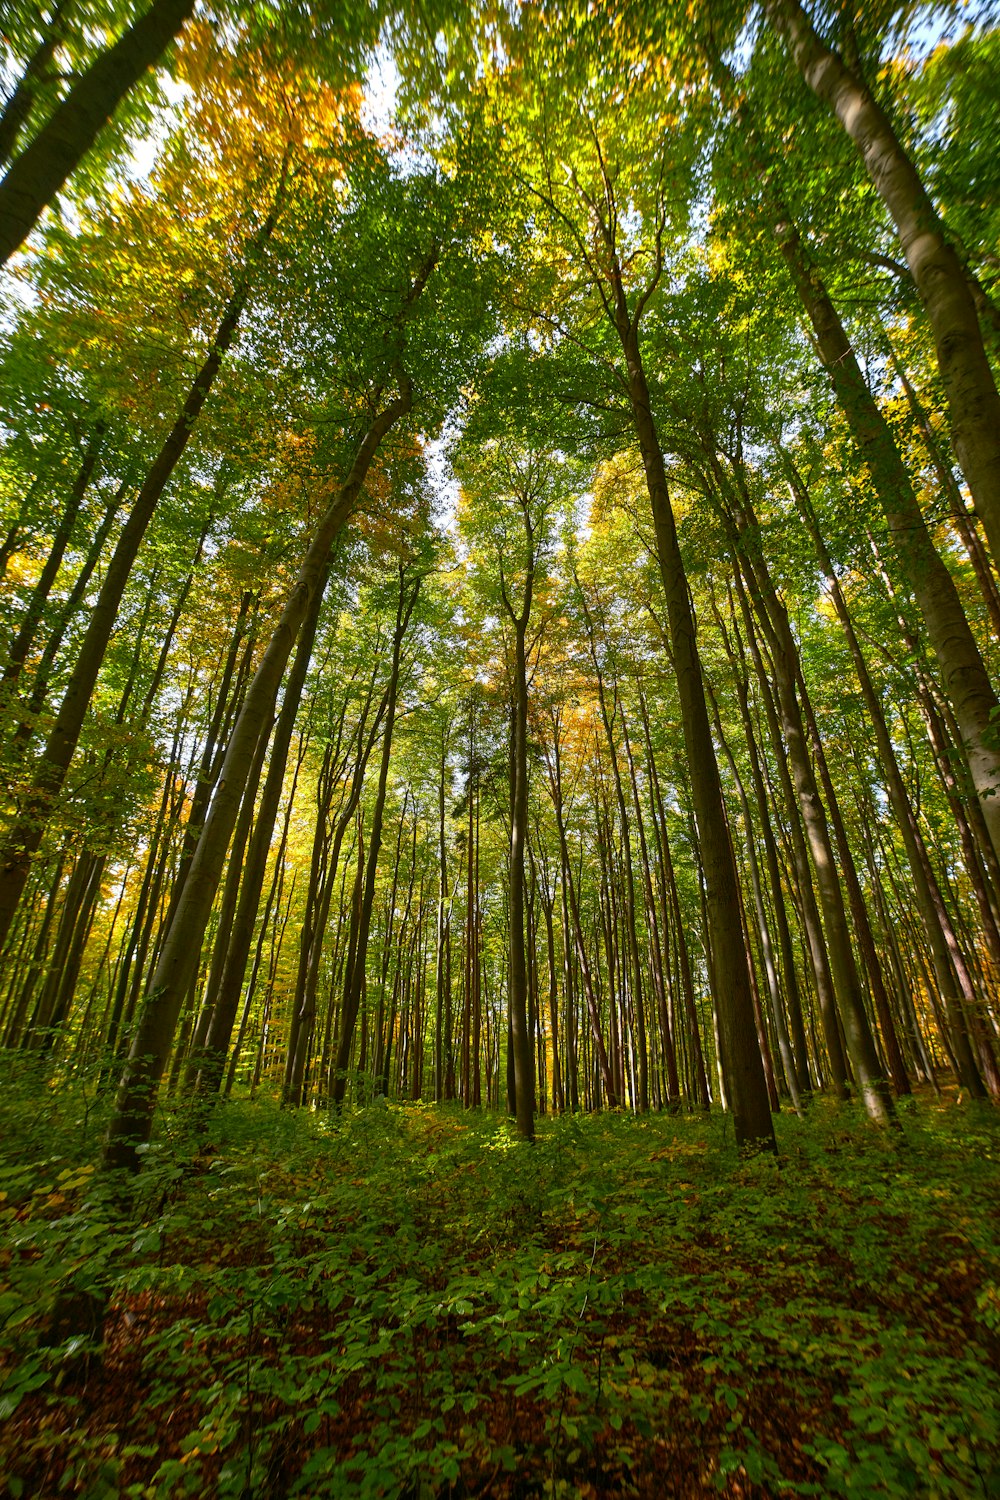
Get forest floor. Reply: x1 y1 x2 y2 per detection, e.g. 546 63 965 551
1 1079 999 1499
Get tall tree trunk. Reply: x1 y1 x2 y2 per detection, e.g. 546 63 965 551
621 703 679 1110
3 420 105 690
764 0 1000 566
787 458 987 1089
0 0 196 264
576 584 650 1112
616 315 774 1149
716 53 1000 866
434 728 451 1102
0 223 274 946
224 745 301 1097
9 479 127 755
709 681 803 1112
506 616 535 1139
636 687 712 1110
103 367 420 1174
196 571 329 1098
0 0 73 170
330 568 421 1110
545 719 618 1107
729 540 894 1124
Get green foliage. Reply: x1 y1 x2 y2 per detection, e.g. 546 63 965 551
2 1085 999 1496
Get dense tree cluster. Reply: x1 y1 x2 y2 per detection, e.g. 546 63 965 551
2 0 1000 1163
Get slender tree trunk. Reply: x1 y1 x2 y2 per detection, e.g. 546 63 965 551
0 0 73 169
636 687 712 1110
764 0 1000 565
621 704 679 1110
759 146 1000 865
540 875 564 1112
0 0 196 264
731 543 894 1124
506 612 535 1139
729 591 848 1097
709 682 803 1112
616 313 774 1149
331 568 421 1110
197 573 329 1097
0 232 272 946
434 729 450 1102
546 719 618 1106
576 588 650 1112
103 367 421 1173
183 703 274 1094
223 756 299 1098
9 479 127 755
711 49 1000 865
3 421 105 690
787 458 986 1087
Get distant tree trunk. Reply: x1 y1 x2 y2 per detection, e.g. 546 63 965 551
223 748 302 1098
728 589 848 1099
0 219 275 948
709 681 803 1113
545 715 618 1107
103 366 421 1174
196 575 329 1099
283 692 385 1107
182 703 274 1093
576 586 650 1112
621 705 679 1110
506 606 535 1138
26 851 104 1055
635 687 712 1111
732 546 896 1123
537 851 564 1113
3 421 105 690
330 568 420 1110
434 729 451 1102
373 795 410 1095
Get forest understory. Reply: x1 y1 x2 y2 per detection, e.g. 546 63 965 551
2 1080 999 1500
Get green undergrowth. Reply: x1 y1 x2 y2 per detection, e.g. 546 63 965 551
2 1079 1000 1497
